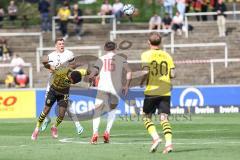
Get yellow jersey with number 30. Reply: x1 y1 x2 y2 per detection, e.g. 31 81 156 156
141 49 175 96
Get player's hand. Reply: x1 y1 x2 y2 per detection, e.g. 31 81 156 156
122 85 129 96
41 55 49 65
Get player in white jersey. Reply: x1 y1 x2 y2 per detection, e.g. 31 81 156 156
89 41 132 144
41 38 84 135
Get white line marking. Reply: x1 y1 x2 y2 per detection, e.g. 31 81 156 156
59 138 240 146
110 129 229 137
0 144 28 148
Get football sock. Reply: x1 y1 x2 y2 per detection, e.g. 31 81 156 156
74 121 82 128
161 120 172 146
66 108 82 128
45 115 51 122
93 117 101 134
55 117 63 127
36 112 46 128
143 117 159 140
106 109 116 133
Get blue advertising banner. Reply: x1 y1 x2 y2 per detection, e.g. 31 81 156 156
35 86 240 117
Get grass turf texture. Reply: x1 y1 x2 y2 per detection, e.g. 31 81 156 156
0 114 239 160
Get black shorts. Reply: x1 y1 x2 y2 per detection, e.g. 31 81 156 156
143 95 171 115
45 88 69 108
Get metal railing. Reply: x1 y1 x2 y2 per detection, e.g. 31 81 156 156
52 15 116 41
36 46 102 72
163 42 228 67
184 11 240 38
0 63 33 88
110 29 174 53
127 58 240 84
0 32 43 57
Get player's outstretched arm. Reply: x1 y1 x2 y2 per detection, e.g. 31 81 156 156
41 55 55 72
139 66 149 88
122 63 132 96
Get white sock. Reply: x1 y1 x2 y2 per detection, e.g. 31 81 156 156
66 107 82 128
152 132 160 141
74 121 81 128
93 117 101 134
106 109 116 133
45 115 51 122
165 140 172 147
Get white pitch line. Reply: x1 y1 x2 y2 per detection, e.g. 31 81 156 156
0 144 28 148
59 138 240 146
110 129 229 137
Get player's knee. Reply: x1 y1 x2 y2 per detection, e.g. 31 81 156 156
143 113 152 119
160 113 168 121
43 106 51 115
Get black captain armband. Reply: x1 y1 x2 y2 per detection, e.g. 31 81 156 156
43 63 51 69
68 58 75 63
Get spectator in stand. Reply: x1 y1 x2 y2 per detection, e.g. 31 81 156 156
38 0 51 32
163 0 175 18
192 0 202 21
14 71 29 88
185 0 192 13
10 54 25 75
201 0 208 21
172 11 184 35
8 0 18 24
0 6 4 28
57 1 71 40
112 0 124 24
72 3 83 40
2 39 11 61
149 13 162 30
5 72 15 88
210 0 218 20
176 0 186 17
215 0 227 37
162 13 172 29
99 0 112 25
0 38 3 61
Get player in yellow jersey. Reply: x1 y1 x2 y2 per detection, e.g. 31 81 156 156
141 32 175 153
31 60 87 140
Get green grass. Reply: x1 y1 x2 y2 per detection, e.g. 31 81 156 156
0 114 240 160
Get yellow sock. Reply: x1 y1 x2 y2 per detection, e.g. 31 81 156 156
36 112 46 128
55 117 63 127
161 120 172 146
143 118 159 140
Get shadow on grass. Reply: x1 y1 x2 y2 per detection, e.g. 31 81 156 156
173 147 212 153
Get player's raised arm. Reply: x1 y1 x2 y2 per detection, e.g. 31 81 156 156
122 62 132 96
41 55 55 72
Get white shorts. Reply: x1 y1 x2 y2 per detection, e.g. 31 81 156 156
95 91 120 107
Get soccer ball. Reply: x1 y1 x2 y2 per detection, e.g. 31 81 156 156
122 4 135 16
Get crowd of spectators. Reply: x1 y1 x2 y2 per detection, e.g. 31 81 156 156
99 0 136 24
0 0 18 28
0 37 28 88
3 53 29 88
54 1 84 40
148 0 228 36
0 0 230 38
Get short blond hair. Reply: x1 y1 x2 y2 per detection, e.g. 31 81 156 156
148 32 161 46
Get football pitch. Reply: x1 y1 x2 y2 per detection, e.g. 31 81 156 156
0 114 239 160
